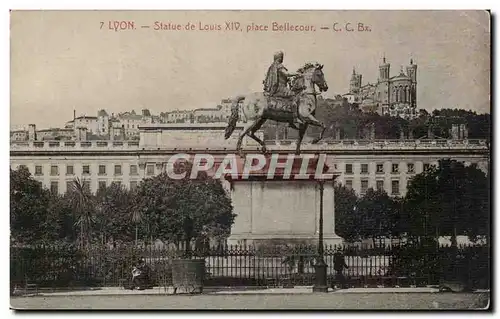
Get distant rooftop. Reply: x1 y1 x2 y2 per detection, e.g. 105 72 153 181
97 109 109 117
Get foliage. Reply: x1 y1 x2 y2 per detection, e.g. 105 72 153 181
388 238 442 280
46 193 78 243
356 189 402 245
388 240 490 288
261 98 490 141
10 243 83 287
10 167 52 245
402 159 489 245
67 177 96 248
133 161 235 257
94 183 136 244
334 184 360 242
10 163 235 252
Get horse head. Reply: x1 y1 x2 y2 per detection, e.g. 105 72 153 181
296 63 328 93
311 63 328 92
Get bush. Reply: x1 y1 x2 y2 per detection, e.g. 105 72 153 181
388 241 490 288
10 244 83 287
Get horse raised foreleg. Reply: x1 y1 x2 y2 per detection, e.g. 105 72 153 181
295 123 308 155
249 118 267 153
237 120 263 157
312 124 326 144
303 114 325 144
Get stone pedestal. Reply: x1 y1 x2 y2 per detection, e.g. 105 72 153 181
225 155 342 246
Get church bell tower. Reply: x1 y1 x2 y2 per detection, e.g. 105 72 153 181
379 55 390 81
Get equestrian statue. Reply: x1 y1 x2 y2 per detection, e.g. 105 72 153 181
224 51 329 155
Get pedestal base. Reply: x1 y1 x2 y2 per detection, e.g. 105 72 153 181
227 234 343 246
227 160 341 247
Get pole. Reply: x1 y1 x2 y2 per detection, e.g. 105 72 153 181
313 180 328 292
135 224 138 246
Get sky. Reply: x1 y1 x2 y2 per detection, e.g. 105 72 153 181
10 10 490 129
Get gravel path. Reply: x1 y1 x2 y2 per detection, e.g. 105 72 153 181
11 292 490 310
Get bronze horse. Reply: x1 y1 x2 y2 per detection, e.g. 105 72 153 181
224 62 328 155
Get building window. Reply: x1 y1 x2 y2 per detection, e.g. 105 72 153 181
376 164 384 174
345 180 353 190
391 180 400 195
146 164 155 176
19 164 27 171
35 165 43 176
345 164 353 174
112 181 122 187
82 165 90 175
98 165 106 176
130 181 138 191
66 165 74 175
392 163 399 174
376 180 384 192
83 180 91 191
66 180 74 192
114 165 122 176
50 165 59 176
130 165 138 175
407 163 415 174
50 181 59 194
423 163 431 171
98 181 107 191
361 179 369 194
361 164 369 174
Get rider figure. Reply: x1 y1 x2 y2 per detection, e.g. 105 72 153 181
263 51 304 127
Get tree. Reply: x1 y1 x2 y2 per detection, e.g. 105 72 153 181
46 193 78 243
403 159 489 246
95 183 135 245
134 162 235 256
334 184 360 242
356 188 400 247
67 178 95 249
10 167 51 245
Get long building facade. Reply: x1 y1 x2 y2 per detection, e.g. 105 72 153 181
10 124 489 198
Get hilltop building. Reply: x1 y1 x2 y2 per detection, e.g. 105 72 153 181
344 56 418 120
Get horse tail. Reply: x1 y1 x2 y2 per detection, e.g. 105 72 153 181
224 95 245 140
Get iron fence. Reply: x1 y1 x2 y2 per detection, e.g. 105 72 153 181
10 243 490 290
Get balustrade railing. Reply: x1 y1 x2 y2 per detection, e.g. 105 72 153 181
10 139 488 151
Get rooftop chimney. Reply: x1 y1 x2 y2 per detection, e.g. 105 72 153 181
370 123 375 140
459 124 468 140
427 125 434 139
28 124 36 141
451 124 459 140
81 128 87 141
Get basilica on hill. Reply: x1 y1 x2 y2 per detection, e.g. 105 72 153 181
343 56 418 120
